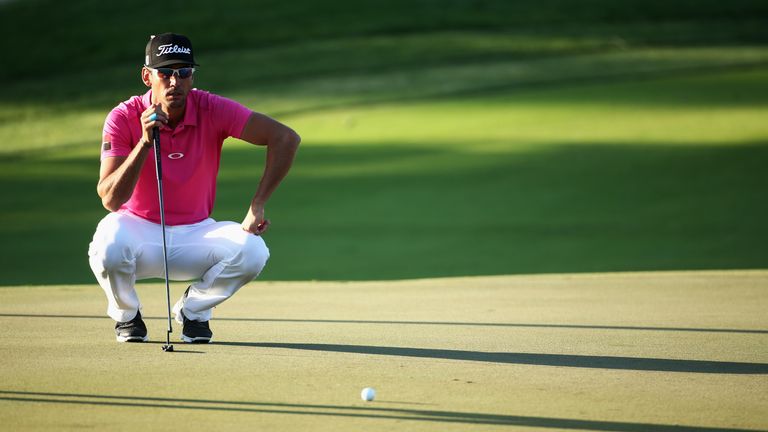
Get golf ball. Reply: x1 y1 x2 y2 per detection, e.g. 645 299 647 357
361 387 376 401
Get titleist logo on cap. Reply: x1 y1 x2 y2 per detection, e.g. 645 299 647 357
156 44 191 56
145 33 198 67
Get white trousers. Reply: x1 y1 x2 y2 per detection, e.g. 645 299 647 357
88 212 269 323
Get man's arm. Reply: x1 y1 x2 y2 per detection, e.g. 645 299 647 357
97 143 150 211
97 104 166 211
238 112 301 234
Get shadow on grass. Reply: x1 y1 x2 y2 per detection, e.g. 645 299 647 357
143 341 205 354
1 313 764 373
0 390 763 431
4 0 768 85
214 342 768 374
1 314 766 335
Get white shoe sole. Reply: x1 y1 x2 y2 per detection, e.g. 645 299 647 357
116 335 149 343
181 335 212 343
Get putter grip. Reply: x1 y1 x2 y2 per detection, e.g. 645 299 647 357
152 127 161 177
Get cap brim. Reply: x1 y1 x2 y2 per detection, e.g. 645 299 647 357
147 59 199 68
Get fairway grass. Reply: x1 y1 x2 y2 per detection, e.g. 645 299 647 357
2 65 767 284
1 271 766 431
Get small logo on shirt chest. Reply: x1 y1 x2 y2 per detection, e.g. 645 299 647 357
168 152 185 159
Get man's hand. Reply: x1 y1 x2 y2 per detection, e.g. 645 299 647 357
242 204 270 235
141 103 167 143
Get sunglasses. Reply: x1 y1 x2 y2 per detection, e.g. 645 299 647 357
150 67 195 80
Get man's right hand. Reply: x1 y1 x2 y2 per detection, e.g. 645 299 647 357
141 103 167 143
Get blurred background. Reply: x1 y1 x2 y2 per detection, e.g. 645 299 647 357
0 0 766 285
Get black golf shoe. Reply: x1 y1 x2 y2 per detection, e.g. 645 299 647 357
115 311 148 342
180 309 212 343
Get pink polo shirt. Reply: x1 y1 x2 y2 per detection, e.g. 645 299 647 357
101 89 252 225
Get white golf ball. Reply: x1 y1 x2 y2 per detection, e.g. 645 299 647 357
361 387 376 401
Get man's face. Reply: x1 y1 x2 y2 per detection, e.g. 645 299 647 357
142 63 194 110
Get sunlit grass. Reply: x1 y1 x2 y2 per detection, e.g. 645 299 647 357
3 47 766 157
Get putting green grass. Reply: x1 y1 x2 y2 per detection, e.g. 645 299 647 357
1 271 766 431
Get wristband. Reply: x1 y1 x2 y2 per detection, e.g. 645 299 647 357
140 139 152 148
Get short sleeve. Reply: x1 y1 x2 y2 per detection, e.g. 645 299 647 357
101 107 133 160
211 94 252 140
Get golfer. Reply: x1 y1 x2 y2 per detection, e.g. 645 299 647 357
88 33 300 343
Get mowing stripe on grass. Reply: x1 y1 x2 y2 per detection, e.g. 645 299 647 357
1 313 766 334
0 391 763 431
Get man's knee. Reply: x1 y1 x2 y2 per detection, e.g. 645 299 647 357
239 237 270 278
90 241 135 272
89 215 138 272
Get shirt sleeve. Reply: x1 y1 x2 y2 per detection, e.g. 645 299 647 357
211 94 253 140
101 107 133 160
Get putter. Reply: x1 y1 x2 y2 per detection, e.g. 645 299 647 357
153 126 174 353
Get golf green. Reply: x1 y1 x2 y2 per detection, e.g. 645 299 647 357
1 270 766 431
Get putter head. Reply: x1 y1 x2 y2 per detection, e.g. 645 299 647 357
162 344 174 352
